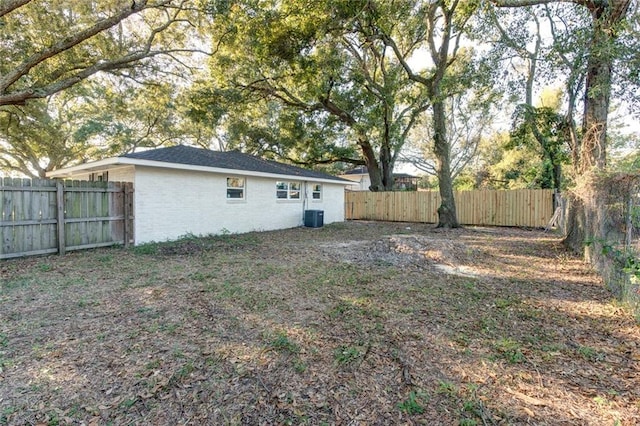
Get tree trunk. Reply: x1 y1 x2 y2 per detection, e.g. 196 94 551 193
562 4 625 253
564 196 585 252
360 135 394 192
552 162 562 192
433 99 459 228
356 135 385 192
379 143 394 191
579 14 611 172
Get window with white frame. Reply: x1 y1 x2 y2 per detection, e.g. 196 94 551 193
227 177 245 199
276 181 301 199
312 184 322 200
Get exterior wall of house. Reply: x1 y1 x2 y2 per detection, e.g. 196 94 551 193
339 173 371 191
108 166 136 182
132 166 345 244
59 166 135 183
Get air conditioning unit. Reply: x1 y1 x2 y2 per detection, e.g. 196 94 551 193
304 210 324 228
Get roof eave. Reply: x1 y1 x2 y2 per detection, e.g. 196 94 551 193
47 156 352 185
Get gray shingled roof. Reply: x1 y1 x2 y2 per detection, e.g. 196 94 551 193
122 145 348 182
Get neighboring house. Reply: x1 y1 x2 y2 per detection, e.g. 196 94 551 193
339 166 371 191
47 145 352 244
392 173 419 191
339 167 418 191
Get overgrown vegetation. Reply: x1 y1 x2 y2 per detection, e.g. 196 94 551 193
575 172 640 320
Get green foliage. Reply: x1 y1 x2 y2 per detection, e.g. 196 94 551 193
609 131 640 172
577 345 605 362
404 88 501 186
493 338 525 364
0 1 205 177
461 397 485 423
588 239 640 281
436 380 458 396
194 0 435 189
267 332 300 354
334 345 361 365
72 82 190 157
0 96 91 178
1 407 17 425
485 134 544 189
397 390 429 415
508 102 570 190
0 1 195 107
0 77 210 177
132 242 159 256
453 173 477 190
38 263 53 273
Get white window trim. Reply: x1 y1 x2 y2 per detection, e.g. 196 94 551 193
311 183 322 201
226 177 246 201
276 181 302 200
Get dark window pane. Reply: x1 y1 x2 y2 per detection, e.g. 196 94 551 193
227 189 244 199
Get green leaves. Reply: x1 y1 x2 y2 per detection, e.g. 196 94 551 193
194 0 434 187
0 0 197 106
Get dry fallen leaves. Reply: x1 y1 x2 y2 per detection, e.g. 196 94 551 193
0 221 638 425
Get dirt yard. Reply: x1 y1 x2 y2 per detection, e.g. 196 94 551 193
1 221 639 425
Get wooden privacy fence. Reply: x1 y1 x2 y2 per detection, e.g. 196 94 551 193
1 177 133 259
345 189 554 228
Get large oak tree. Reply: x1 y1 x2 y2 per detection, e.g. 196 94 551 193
381 0 488 227
197 0 430 191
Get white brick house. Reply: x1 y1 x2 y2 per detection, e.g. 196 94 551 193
47 145 351 244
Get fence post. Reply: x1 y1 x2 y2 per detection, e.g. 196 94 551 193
123 183 131 248
56 181 65 255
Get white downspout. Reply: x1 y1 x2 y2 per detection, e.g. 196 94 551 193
302 181 308 225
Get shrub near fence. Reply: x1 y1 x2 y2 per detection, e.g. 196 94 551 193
1 177 133 259
345 189 554 228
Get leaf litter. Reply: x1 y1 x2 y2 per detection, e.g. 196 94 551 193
0 221 638 425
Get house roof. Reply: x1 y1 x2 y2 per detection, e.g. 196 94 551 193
342 166 368 175
47 145 350 184
393 173 418 179
123 145 349 181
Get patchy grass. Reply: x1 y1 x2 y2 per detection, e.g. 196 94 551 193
0 221 639 425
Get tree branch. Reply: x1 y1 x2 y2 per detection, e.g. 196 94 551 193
378 31 433 90
0 47 184 106
0 0 30 18
273 151 364 167
0 1 160 93
491 0 578 7
0 0 190 106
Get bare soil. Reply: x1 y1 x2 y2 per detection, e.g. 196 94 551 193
1 221 639 425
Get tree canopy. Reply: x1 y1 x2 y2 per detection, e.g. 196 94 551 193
0 0 201 106
190 0 437 191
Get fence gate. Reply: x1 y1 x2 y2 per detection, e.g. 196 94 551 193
1 177 133 259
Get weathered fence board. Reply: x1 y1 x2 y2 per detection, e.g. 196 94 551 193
345 189 554 227
1 177 133 259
